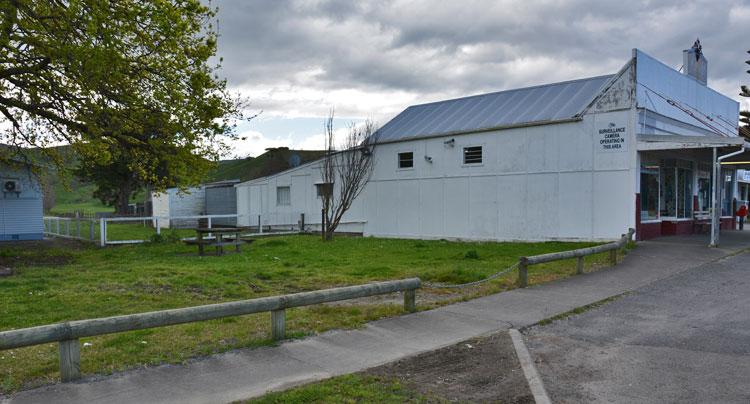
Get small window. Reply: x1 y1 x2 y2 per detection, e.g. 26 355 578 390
276 186 290 206
398 152 414 169
463 146 482 165
315 182 333 197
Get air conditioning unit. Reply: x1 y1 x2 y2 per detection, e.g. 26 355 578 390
3 179 21 193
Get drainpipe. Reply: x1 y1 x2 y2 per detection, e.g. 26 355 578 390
711 145 745 247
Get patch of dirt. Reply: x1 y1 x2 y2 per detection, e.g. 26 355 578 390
366 331 534 403
0 239 81 268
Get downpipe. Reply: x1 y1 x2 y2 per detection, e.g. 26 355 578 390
711 146 745 247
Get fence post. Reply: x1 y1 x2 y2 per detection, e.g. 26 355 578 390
404 289 416 313
56 218 60 235
59 339 81 382
271 309 285 341
576 256 584 275
518 258 528 288
65 219 70 236
99 219 106 247
609 249 617 266
258 215 263 234
89 221 95 241
155 217 161 235
76 218 81 238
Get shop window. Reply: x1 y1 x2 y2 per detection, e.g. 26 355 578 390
659 159 693 219
677 167 693 218
398 152 414 169
698 178 711 211
276 186 291 206
640 166 659 221
722 169 735 216
697 162 711 212
463 146 482 164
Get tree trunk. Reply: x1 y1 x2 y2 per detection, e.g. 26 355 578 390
115 184 131 215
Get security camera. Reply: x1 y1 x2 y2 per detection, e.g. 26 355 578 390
424 155 433 163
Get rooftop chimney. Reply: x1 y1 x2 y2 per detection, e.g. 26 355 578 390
683 38 707 85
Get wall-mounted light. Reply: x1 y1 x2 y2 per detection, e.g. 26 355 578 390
424 155 433 163
443 138 455 147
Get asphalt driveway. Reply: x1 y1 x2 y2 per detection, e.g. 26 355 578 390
524 249 750 403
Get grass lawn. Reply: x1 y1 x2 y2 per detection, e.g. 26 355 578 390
48 201 113 216
245 374 439 404
0 235 627 393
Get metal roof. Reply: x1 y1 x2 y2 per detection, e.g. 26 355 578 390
374 75 614 143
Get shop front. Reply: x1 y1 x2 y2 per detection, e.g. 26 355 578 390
636 136 746 241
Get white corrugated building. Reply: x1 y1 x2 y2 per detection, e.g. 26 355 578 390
0 162 43 241
235 46 745 242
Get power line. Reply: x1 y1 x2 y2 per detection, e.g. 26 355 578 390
637 82 735 137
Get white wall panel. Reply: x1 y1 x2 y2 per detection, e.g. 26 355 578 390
496 131 527 173
469 176 498 239
558 172 593 238
443 177 469 238
418 178 444 236
374 181 399 235
396 179 420 236
526 125 559 172
235 186 250 226
496 175 527 239
291 175 309 214
525 173 559 239
558 122 593 171
592 170 631 239
592 111 631 171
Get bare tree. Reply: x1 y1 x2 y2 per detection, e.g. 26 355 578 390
320 112 378 240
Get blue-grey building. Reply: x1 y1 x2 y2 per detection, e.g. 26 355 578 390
0 163 43 241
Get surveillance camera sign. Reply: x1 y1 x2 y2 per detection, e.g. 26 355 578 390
597 121 627 152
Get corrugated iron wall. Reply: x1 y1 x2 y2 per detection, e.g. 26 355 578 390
205 186 237 227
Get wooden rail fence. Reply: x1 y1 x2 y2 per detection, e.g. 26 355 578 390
1 228 636 384
0 278 421 382
517 228 635 287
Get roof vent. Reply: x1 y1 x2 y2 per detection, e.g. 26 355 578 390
683 39 707 85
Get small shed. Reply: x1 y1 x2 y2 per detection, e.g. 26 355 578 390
0 163 43 241
150 180 240 228
204 180 239 227
151 186 205 228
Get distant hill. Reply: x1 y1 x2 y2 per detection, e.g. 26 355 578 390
208 148 325 182
46 147 325 214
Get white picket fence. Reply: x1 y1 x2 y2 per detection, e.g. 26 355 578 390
43 212 354 246
44 214 251 246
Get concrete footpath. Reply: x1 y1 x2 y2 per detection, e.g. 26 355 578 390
4 232 750 404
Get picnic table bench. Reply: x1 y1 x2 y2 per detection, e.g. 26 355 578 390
184 227 255 256
693 210 711 234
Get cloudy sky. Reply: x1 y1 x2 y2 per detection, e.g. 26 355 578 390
212 0 750 157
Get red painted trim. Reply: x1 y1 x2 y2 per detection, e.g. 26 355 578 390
635 193 642 240
639 222 662 240
661 220 694 236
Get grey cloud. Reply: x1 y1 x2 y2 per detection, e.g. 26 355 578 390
211 0 750 115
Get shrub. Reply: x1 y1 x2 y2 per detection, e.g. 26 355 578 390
149 233 166 243
464 250 479 259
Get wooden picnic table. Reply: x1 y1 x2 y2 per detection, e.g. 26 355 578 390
186 227 254 256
